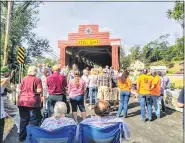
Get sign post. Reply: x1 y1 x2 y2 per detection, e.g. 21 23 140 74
17 46 25 84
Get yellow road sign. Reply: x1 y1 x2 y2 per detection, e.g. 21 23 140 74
77 39 99 46
17 47 25 64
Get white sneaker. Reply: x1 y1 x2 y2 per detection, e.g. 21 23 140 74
17 127 20 134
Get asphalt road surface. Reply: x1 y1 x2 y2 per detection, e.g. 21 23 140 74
4 96 183 143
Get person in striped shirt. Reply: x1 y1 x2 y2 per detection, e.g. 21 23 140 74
97 68 112 101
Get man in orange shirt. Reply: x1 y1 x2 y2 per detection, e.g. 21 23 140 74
151 71 161 118
137 69 153 121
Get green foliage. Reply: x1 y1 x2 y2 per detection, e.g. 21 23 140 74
129 45 141 62
120 56 131 69
121 34 184 71
167 1 184 27
1 2 52 67
141 34 170 64
169 83 175 90
120 46 131 69
33 57 58 67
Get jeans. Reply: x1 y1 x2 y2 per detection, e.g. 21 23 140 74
0 118 5 143
48 94 66 117
151 96 160 117
138 95 152 120
84 87 89 99
117 91 131 117
89 87 98 105
19 106 42 141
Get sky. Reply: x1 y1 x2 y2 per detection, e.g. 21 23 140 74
33 1 183 58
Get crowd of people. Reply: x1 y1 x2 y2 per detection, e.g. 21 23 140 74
0 63 184 143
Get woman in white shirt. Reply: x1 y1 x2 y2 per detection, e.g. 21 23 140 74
41 68 49 107
82 69 89 105
88 68 98 109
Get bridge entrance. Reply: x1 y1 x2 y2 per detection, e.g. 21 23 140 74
58 25 121 70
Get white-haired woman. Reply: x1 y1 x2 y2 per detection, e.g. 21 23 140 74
41 101 76 131
18 66 43 142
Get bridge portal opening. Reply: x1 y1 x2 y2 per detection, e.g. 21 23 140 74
65 46 112 70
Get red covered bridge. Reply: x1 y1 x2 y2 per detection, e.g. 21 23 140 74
58 25 121 70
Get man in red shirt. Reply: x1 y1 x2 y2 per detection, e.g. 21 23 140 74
47 64 67 117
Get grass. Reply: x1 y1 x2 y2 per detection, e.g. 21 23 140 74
169 76 184 89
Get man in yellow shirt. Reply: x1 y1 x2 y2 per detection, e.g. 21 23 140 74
137 69 153 121
151 71 161 118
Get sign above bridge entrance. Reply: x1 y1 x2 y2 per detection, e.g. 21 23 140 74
77 39 99 46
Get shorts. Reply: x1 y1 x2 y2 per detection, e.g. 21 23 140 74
70 95 86 112
98 86 110 101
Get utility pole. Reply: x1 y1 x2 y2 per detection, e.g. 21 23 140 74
3 0 13 66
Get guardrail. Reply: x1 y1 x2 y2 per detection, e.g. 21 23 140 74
164 89 183 113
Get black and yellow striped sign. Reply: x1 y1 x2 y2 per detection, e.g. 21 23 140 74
17 47 25 64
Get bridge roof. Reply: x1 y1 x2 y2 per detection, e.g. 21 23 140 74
58 24 121 48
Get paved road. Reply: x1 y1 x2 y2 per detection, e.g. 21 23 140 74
4 96 183 143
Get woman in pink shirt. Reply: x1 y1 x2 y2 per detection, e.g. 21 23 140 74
68 70 86 123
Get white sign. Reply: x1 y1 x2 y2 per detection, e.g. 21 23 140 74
110 41 121 45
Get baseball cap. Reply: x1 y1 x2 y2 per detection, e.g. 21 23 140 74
1 66 10 74
143 68 148 74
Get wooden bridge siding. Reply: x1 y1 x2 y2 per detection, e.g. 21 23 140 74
58 25 120 69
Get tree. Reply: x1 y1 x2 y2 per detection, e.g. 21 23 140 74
173 37 184 60
119 46 131 69
33 57 58 66
141 34 170 63
120 55 131 69
1 2 52 66
129 45 141 62
167 1 184 27
25 33 52 63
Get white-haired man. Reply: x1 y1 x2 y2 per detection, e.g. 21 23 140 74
18 66 43 142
